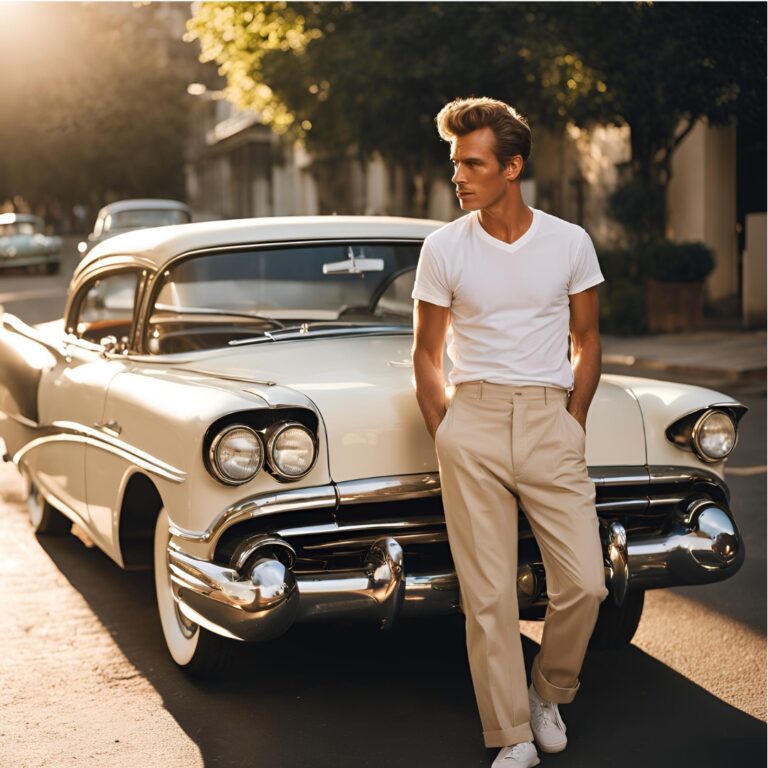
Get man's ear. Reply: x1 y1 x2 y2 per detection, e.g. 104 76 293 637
504 156 523 182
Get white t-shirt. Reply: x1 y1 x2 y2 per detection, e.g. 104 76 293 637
411 206 604 390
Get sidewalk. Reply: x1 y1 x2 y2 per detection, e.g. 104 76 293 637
601 330 766 388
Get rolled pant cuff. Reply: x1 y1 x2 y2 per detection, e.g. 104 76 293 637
532 655 580 704
483 722 534 748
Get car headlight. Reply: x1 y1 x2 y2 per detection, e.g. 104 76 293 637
692 410 737 462
267 422 317 480
208 425 264 485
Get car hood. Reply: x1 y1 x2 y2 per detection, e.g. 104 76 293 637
180 335 646 482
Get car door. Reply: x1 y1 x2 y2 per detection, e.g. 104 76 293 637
35 269 143 533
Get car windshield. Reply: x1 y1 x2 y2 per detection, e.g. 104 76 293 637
107 208 190 231
145 242 421 354
0 222 38 236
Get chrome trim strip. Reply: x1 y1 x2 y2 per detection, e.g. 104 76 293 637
12 420 186 484
8 412 39 429
337 474 442 504
277 517 447 541
648 496 686 507
170 484 339 543
175 465 729 546
596 499 649 512
174 368 276 386
14 433 186 485
589 467 650 486
648 466 727 487
53 420 186 481
228 326 413 348
299 529 449 550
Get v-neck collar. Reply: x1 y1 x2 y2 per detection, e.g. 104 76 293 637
472 206 540 253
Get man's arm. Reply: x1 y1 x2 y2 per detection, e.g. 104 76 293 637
568 286 601 432
412 299 451 439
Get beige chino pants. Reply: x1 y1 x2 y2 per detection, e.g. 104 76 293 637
434 382 609 748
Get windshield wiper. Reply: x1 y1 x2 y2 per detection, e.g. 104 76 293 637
228 323 412 346
154 304 286 328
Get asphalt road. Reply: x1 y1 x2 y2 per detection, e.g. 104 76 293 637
0 244 765 767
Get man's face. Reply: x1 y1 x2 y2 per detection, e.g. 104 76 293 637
450 126 513 211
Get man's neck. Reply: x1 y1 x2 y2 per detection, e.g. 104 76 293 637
477 197 533 245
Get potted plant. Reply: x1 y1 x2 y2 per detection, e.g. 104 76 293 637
640 241 715 332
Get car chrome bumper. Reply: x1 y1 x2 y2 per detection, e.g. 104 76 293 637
168 474 744 642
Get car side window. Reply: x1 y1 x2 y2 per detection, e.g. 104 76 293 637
74 271 139 346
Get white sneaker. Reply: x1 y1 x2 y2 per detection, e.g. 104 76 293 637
491 741 540 767
528 682 568 753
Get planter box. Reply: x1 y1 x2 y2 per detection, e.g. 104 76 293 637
645 278 704 333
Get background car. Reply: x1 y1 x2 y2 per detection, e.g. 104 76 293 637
77 198 192 255
0 213 61 274
0 215 747 676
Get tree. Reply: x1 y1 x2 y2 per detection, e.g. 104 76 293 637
0 3 190 227
188 1 765 225
186 2 602 213
547 1 766 240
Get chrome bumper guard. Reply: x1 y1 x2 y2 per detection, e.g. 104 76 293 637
168 482 744 642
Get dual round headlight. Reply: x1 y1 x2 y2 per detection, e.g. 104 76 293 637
208 422 316 484
266 423 317 480
692 410 737 462
209 425 264 485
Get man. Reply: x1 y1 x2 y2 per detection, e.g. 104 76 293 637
411 97 609 768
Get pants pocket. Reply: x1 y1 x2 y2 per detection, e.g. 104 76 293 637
562 404 586 437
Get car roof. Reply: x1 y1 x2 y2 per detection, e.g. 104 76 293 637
74 214 445 277
0 212 43 226
96 199 192 217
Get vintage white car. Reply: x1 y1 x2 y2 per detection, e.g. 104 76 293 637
0 216 747 676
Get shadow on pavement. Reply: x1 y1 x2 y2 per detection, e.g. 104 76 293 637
39 532 765 768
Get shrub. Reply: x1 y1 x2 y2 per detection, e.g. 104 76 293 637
607 176 665 246
640 241 715 283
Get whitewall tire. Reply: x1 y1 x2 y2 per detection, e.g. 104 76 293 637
153 507 233 676
26 476 71 536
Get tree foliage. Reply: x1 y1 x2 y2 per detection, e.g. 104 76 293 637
188 1 765 222
187 2 603 173
0 3 189 225
552 1 766 186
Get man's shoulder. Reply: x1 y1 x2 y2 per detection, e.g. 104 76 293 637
536 209 587 244
539 211 588 246
425 212 474 251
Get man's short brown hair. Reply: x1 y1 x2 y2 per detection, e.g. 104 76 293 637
435 97 532 173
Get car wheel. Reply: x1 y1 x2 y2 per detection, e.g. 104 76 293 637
27 481 72 536
589 589 645 650
153 507 234 676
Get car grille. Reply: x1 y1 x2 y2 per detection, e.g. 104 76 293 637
213 466 730 575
